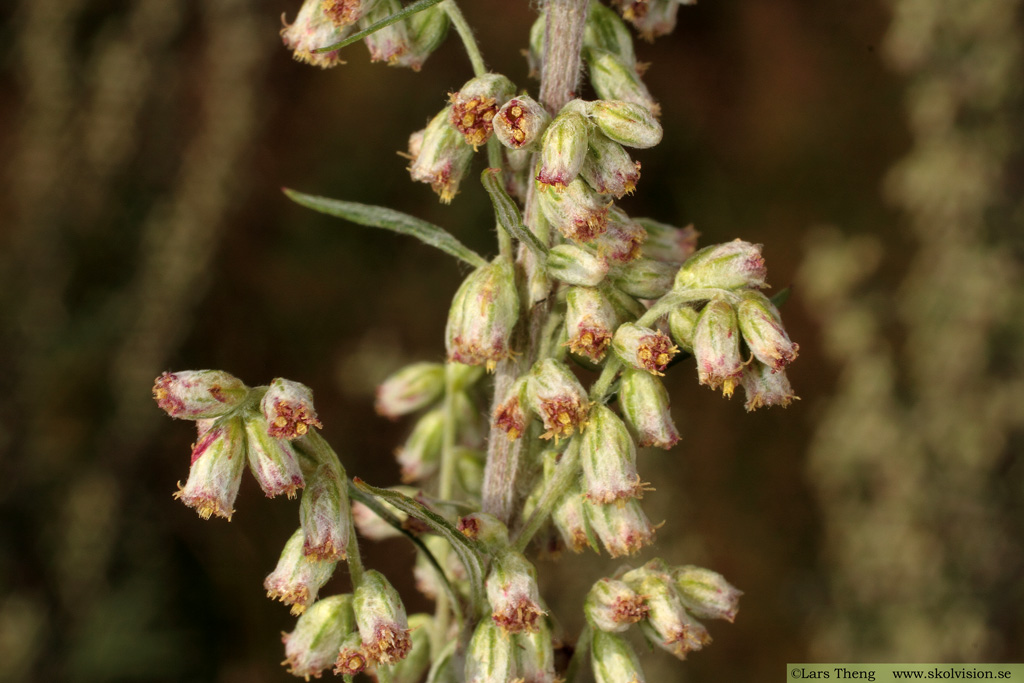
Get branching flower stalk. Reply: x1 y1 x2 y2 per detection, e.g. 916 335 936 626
155 1 799 680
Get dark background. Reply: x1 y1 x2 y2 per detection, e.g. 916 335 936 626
1 0 1022 681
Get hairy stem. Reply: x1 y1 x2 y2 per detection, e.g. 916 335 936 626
539 0 590 113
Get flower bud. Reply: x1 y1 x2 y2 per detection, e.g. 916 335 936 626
458 512 511 551
516 617 557 683
536 106 592 189
609 258 678 299
486 550 546 634
526 358 591 440
553 480 598 552
736 291 799 371
300 463 350 561
619 368 680 449
537 177 611 243
673 239 767 291
494 95 551 150
592 208 646 263
585 577 649 633
390 613 434 683
395 407 444 482
466 619 517 683
672 565 743 623
547 243 610 287
409 106 474 203
581 404 647 504
245 413 305 498
623 564 711 660
322 0 382 28
581 134 641 199
334 632 369 676
361 0 412 65
586 49 659 116
591 630 646 683
590 99 663 148
153 370 248 420
741 361 798 411
261 378 322 439
354 569 412 664
281 0 351 68
375 362 445 419
635 218 699 263
692 299 744 397
493 375 531 440
446 256 520 371
566 286 619 362
265 528 338 615
613 323 679 376
404 4 449 70
174 416 246 520
585 1 636 66
668 305 699 352
449 73 516 149
282 594 356 679
625 0 680 41
584 497 657 557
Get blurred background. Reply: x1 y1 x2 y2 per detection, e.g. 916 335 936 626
1 0 1022 681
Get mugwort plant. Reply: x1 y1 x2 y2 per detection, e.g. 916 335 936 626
154 0 798 679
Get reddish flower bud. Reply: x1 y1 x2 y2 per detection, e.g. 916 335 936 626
486 550 546 634
565 286 619 362
581 404 649 504
736 291 799 371
553 483 598 553
585 577 649 633
741 361 798 411
494 95 550 150
408 106 474 203
592 208 646 263
623 563 711 660
672 565 743 623
635 218 699 263
493 376 531 440
354 570 412 664
526 359 591 440
282 594 356 679
536 106 592 189
322 0 381 28
449 73 516 149
153 370 248 420
361 0 413 65
265 528 338 615
536 177 611 243
584 497 657 557
619 368 680 449
261 378 322 440
623 0 680 41
674 239 767 291
334 632 369 676
612 322 679 376
446 256 520 371
581 134 642 199
245 413 305 499
281 0 351 68
300 463 351 561
692 299 744 397
375 362 445 419
174 416 246 520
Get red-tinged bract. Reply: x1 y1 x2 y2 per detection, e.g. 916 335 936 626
282 594 355 680
264 528 338 615
618 368 680 449
741 360 798 411
300 463 350 562
565 286 619 362
612 323 679 376
153 370 248 420
581 404 649 504
445 256 519 371
486 550 546 634
281 0 350 68
526 359 591 441
448 73 515 150
174 416 246 521
262 378 322 439
584 497 657 558
354 570 412 665
692 299 744 397
585 577 649 633
245 413 305 499
673 239 768 292
736 291 800 372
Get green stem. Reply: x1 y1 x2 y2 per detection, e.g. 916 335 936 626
442 0 486 76
512 438 580 553
565 624 593 683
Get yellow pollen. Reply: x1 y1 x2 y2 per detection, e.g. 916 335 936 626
462 113 476 126
656 353 670 365
722 378 736 398
511 105 523 117
558 412 571 425
513 129 526 142
274 416 288 428
482 110 494 122
295 422 308 435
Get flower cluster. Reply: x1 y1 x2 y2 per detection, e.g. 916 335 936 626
154 1 800 681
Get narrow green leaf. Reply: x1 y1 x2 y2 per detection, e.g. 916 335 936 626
284 188 488 268
313 0 446 53
480 168 549 260
352 478 488 615
346 482 465 627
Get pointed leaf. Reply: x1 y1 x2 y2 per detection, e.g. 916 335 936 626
284 188 488 268
313 0 447 53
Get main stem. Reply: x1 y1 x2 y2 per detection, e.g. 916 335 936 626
480 0 589 524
